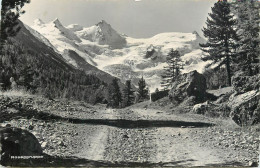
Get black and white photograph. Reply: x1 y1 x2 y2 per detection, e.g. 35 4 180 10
0 0 259 167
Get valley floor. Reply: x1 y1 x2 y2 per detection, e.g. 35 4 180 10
0 95 259 166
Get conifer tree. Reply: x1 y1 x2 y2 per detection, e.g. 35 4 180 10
122 80 135 107
1 0 30 47
18 65 36 91
233 0 260 76
200 0 239 86
161 49 183 89
138 76 149 101
108 78 122 108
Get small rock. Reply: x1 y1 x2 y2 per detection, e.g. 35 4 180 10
248 161 258 167
39 123 44 126
28 125 34 130
41 142 48 148
58 141 64 146
5 124 11 127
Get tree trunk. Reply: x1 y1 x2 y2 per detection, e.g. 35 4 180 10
224 35 232 87
248 62 253 76
226 55 232 86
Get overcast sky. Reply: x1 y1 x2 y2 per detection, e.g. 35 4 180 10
19 0 216 38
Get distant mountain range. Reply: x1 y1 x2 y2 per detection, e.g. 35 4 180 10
21 19 119 85
4 20 116 103
24 18 209 91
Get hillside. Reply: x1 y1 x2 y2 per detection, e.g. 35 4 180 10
25 19 119 84
27 19 208 91
0 20 110 104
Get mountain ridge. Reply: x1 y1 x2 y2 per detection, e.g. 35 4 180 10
26 18 209 91
19 20 121 85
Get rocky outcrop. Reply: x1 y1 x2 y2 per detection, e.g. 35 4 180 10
229 72 260 126
0 126 43 165
193 101 213 115
229 90 260 126
192 101 230 117
151 90 169 102
169 70 214 103
232 72 260 94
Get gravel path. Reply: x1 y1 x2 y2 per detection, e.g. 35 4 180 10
1 96 259 166
71 107 259 166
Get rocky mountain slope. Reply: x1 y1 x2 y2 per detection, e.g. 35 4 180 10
16 20 119 85
27 19 208 91
0 20 118 103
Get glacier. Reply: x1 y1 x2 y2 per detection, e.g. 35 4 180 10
26 18 210 92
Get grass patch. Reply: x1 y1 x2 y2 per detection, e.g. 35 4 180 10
0 89 32 97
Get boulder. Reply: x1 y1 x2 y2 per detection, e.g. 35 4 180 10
151 90 169 102
0 126 43 164
229 90 260 126
192 101 231 117
169 70 207 103
193 101 210 115
249 161 258 167
232 72 260 94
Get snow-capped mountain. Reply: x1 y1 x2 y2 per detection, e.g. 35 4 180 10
71 20 127 49
31 18 96 67
26 18 209 91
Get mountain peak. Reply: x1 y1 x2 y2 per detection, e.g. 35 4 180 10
192 30 206 43
95 20 116 36
96 20 112 29
97 20 109 25
52 18 63 27
192 31 199 36
34 18 45 26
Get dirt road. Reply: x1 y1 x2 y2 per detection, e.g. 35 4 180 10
1 96 258 166
72 107 255 167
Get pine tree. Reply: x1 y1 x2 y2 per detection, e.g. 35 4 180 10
161 49 183 89
18 65 36 91
122 80 135 107
233 0 260 76
138 76 149 101
0 39 108 103
200 0 239 86
0 0 30 48
108 78 122 108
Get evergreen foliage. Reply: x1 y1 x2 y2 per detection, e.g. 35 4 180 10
161 49 183 89
232 0 260 76
107 78 122 108
203 68 228 89
200 0 239 86
1 0 30 45
137 76 149 101
122 80 135 107
0 2 110 104
0 39 107 104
